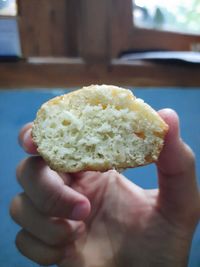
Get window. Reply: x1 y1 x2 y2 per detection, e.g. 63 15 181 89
0 0 17 16
134 0 200 34
113 0 200 55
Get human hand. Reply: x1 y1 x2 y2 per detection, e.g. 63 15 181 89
10 109 200 267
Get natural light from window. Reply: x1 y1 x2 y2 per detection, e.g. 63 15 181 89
133 0 200 34
0 0 17 16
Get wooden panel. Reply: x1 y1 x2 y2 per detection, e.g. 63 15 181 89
65 0 80 57
18 0 79 57
110 0 133 58
1 59 200 88
78 0 111 63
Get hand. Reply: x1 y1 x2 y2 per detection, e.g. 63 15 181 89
10 109 200 267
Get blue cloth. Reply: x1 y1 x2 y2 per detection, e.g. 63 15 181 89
0 88 199 267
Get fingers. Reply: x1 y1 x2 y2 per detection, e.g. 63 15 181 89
157 109 200 223
18 123 38 154
16 229 66 266
16 157 91 220
10 193 85 246
16 229 84 267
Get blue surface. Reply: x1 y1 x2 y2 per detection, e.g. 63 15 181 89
0 88 200 266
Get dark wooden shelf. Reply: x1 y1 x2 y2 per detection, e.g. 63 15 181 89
1 58 200 88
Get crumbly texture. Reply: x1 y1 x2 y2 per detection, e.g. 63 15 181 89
32 85 168 172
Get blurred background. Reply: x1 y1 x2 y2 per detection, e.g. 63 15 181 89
134 0 200 34
0 0 200 266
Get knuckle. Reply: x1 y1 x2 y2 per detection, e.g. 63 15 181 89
45 232 67 246
9 194 23 223
16 158 27 183
16 157 35 183
16 156 44 185
15 230 26 253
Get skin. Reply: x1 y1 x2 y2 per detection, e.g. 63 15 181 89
10 109 200 267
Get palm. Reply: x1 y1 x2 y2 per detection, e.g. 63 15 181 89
59 171 191 267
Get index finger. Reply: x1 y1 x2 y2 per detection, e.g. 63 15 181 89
19 123 38 154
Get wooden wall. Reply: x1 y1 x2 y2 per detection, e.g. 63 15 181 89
18 0 80 57
1 0 200 88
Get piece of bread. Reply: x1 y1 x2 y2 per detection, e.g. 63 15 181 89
32 85 168 173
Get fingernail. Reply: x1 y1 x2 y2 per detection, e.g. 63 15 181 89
71 202 89 220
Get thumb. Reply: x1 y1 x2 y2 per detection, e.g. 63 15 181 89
157 109 199 224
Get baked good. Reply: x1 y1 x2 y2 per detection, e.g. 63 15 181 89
32 85 168 172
